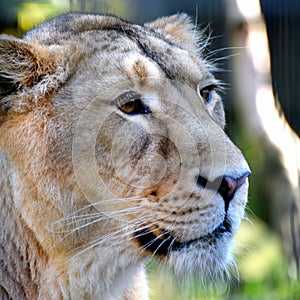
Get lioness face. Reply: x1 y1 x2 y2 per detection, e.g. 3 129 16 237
0 13 250 284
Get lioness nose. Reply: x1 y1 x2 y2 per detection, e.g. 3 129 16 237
218 172 250 212
197 171 250 212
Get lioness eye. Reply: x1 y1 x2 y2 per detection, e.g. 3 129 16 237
199 85 215 104
119 99 150 115
115 91 150 115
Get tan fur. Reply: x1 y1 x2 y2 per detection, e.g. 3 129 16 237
0 13 250 299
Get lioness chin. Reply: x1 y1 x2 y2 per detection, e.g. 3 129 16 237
0 13 250 300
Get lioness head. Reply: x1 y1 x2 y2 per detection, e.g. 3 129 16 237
0 13 250 299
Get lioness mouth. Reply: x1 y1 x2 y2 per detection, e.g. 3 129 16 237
134 218 232 256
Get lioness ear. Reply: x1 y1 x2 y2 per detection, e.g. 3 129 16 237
0 35 67 113
144 13 199 52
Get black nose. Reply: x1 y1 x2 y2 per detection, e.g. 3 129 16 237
218 173 250 211
197 172 250 212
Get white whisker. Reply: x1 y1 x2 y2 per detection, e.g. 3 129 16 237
73 220 159 257
63 196 147 218
55 208 152 240
151 236 172 257
50 196 150 235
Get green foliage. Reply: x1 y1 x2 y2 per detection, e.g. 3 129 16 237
17 1 68 32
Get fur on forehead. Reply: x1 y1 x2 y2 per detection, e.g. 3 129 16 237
24 13 202 54
123 54 162 83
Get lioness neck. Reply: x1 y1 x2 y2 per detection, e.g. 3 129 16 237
0 151 147 300
0 150 44 299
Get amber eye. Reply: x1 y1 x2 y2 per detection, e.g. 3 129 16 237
119 98 150 115
119 100 136 114
199 85 215 104
114 91 151 115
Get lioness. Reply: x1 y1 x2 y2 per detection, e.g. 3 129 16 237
0 13 250 299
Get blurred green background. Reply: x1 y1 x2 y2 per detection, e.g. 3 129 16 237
1 0 299 299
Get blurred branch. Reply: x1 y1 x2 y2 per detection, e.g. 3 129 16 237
226 0 300 280
291 195 300 277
